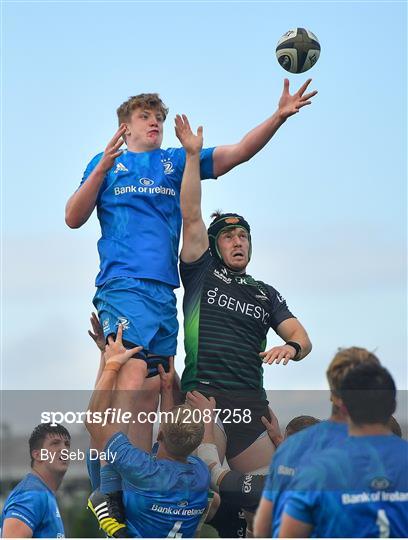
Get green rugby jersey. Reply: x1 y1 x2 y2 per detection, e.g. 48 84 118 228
180 250 294 392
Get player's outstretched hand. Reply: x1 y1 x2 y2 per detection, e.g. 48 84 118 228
96 124 126 173
174 114 203 155
278 78 317 119
186 390 216 414
104 324 142 367
158 356 175 393
88 312 106 352
259 344 297 365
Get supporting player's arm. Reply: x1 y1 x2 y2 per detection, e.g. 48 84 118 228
260 318 312 365
85 325 143 447
279 513 312 538
2 518 33 538
261 409 284 448
186 391 230 490
253 497 274 538
175 115 209 263
212 79 317 177
65 125 126 228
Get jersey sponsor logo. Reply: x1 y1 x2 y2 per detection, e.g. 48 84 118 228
140 177 154 186
199 380 210 385
207 288 270 324
276 293 285 303
161 159 175 175
213 268 232 284
113 184 176 196
113 162 129 174
55 507 61 518
177 500 189 507
371 477 391 490
151 503 205 516
235 276 249 285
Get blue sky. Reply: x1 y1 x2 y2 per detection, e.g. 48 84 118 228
2 1 406 410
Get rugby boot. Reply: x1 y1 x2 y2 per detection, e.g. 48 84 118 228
87 490 130 538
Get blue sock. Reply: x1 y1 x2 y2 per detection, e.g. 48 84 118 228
86 449 101 491
100 463 122 494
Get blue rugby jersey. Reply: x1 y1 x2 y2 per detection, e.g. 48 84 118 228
284 434 408 538
263 420 348 536
1 473 65 538
105 432 210 538
80 147 215 288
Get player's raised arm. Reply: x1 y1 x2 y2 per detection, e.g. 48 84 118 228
175 115 209 263
85 325 144 447
212 79 317 177
65 124 126 228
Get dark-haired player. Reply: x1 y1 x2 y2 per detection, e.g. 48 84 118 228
279 364 408 538
254 346 381 537
1 423 70 538
175 114 312 475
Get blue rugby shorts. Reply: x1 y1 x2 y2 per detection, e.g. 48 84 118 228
93 277 178 356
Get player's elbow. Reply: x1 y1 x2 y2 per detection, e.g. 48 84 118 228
65 206 84 229
65 215 81 229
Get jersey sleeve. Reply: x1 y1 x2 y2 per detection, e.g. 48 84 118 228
265 284 295 331
171 147 216 181
78 152 104 188
283 464 325 524
180 249 213 288
104 432 158 482
199 147 216 179
3 490 47 533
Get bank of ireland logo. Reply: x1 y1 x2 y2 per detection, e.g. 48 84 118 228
370 477 390 490
140 178 154 186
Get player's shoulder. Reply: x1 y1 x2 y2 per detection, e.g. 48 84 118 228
276 421 346 459
188 454 210 471
187 456 211 486
4 474 48 510
162 147 184 160
11 473 48 495
87 151 104 166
